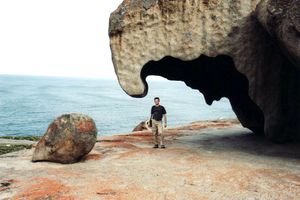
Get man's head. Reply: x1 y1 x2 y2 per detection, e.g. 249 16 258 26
154 97 160 105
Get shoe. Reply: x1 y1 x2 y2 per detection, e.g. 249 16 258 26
160 145 166 149
153 144 159 148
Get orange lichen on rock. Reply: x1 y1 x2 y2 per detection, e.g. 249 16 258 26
13 178 72 200
76 120 96 133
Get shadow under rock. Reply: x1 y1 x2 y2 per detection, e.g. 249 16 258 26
181 128 300 160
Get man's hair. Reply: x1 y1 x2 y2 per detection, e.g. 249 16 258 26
154 97 160 101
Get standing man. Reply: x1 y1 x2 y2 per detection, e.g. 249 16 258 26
150 97 167 148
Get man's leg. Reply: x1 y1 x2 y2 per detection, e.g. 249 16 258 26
157 121 165 148
152 120 159 148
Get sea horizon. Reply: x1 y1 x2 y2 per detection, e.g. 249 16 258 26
0 74 237 137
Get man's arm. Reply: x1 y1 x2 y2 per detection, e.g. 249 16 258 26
163 114 167 128
149 106 154 127
150 106 154 119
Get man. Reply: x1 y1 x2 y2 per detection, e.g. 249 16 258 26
150 97 167 148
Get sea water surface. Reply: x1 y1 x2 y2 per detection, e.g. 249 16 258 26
0 75 236 136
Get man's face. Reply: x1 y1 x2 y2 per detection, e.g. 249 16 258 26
154 99 160 105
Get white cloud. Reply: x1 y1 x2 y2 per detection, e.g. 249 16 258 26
0 0 123 79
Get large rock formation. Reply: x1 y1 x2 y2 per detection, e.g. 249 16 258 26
109 0 300 142
32 113 97 164
255 0 300 67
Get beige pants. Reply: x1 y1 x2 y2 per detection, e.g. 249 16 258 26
151 119 164 145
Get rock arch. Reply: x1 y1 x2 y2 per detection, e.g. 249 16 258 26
141 55 265 134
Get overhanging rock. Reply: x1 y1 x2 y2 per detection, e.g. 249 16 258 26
109 0 300 142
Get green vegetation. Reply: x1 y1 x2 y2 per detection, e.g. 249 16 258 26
0 136 39 155
0 144 32 155
0 135 41 141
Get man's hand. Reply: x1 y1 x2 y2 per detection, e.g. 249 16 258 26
164 123 167 128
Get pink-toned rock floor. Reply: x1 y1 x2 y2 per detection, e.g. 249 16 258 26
1 119 299 200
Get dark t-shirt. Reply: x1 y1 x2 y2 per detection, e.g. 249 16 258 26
151 105 166 121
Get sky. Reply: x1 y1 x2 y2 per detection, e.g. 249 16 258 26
0 0 126 79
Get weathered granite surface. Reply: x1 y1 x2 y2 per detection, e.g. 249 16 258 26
109 0 300 142
1 120 300 199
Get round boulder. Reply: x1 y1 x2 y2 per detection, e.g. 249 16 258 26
32 113 97 164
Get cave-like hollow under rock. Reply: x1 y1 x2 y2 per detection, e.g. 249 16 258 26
141 55 265 136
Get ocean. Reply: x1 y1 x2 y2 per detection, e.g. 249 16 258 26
0 75 236 136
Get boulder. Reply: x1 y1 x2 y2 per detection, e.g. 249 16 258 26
32 113 97 164
109 0 300 142
132 120 151 132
